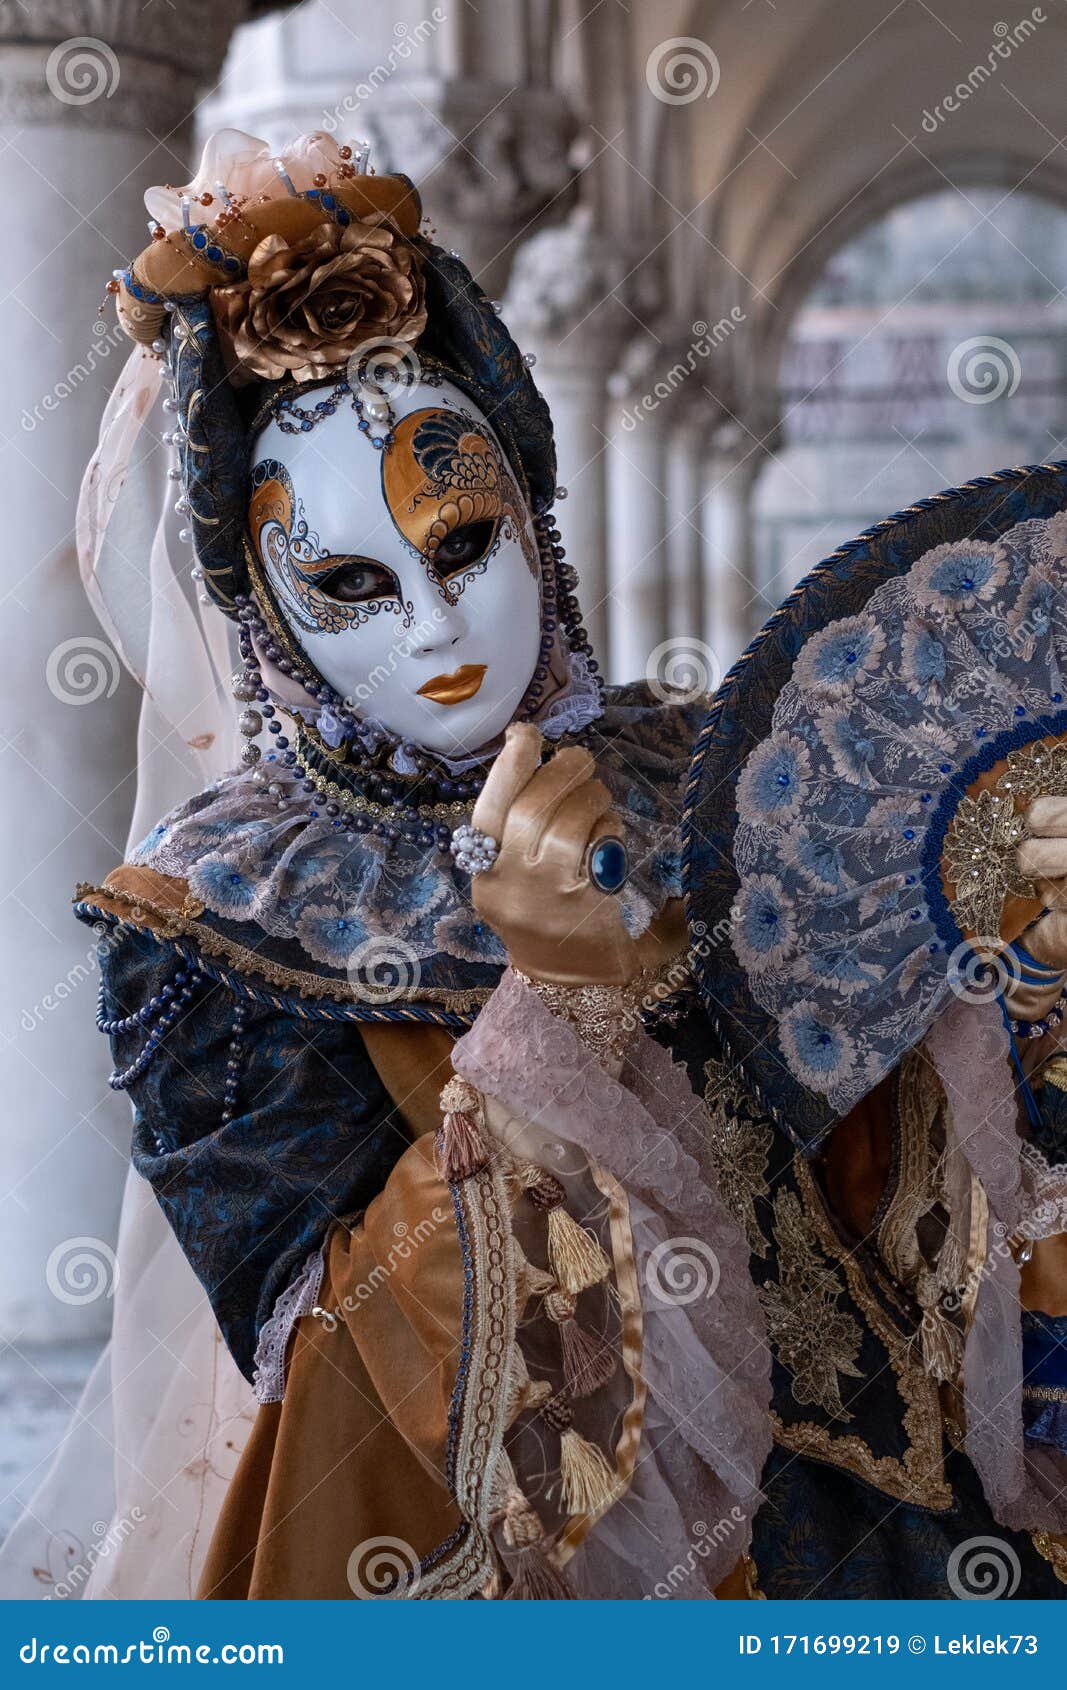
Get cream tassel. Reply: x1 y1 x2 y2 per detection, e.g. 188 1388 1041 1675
505 1344 554 1421
547 1206 612 1295
436 1076 489 1182
512 1241 556 1308
501 1485 543 1550
559 1428 619 1516
919 1306 962 1384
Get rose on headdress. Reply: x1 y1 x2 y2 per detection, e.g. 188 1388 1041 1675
210 216 426 384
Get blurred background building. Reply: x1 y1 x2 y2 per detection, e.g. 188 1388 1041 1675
4 0 1067 1529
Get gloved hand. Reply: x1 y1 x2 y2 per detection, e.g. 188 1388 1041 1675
468 723 680 985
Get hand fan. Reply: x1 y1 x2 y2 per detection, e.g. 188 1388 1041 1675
729 509 1067 1116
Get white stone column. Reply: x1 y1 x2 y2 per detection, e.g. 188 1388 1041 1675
663 404 709 648
701 431 763 677
603 372 670 686
502 214 626 669
0 3 243 1343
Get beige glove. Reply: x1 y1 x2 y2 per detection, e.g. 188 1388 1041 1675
469 723 682 986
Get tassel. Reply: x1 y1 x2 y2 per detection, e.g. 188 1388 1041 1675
503 1546 574 1600
488 1449 518 1518
513 1242 556 1308
517 1162 566 1211
502 1485 543 1550
559 1428 619 1516
505 1344 554 1421
919 1306 961 1384
559 1318 617 1399
547 1207 612 1295
541 1285 616 1399
436 1076 489 1182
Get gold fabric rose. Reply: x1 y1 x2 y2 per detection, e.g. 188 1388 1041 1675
210 216 427 384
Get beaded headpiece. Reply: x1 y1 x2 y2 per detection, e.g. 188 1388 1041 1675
108 129 558 625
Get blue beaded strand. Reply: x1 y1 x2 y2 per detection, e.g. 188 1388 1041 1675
102 967 201 1090
221 999 247 1125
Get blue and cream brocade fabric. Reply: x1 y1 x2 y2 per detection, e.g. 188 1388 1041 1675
93 921 406 1379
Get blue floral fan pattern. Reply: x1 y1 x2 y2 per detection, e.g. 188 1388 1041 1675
732 511 1067 1112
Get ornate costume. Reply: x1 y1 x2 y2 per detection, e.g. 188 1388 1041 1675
6 128 1065 1601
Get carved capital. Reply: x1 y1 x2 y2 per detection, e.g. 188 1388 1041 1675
366 80 580 233
501 209 630 365
0 0 247 127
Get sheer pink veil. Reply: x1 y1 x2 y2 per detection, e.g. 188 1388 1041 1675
76 343 239 847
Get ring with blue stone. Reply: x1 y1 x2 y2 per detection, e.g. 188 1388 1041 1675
587 835 629 894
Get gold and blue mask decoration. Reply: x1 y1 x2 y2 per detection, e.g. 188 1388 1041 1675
684 458 1067 1150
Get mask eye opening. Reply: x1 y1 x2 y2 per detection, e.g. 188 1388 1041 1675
308 557 401 605
431 518 499 580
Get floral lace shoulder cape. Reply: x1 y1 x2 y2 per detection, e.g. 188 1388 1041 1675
127 683 703 1013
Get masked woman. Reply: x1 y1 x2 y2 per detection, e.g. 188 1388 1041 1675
72 129 771 1602
65 129 1067 1601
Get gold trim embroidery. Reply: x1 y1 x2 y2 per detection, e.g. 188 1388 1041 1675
415 1156 515 1599
1031 1530 1067 1586
760 1188 865 1420
943 738 1067 940
772 1157 952 1511
703 1059 774 1259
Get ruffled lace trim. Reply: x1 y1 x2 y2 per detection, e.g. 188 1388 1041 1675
927 994 1067 1534
252 1247 325 1404
453 968 773 1559
132 688 700 983
1019 1141 1067 1241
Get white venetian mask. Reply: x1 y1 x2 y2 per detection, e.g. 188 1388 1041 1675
249 376 543 758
